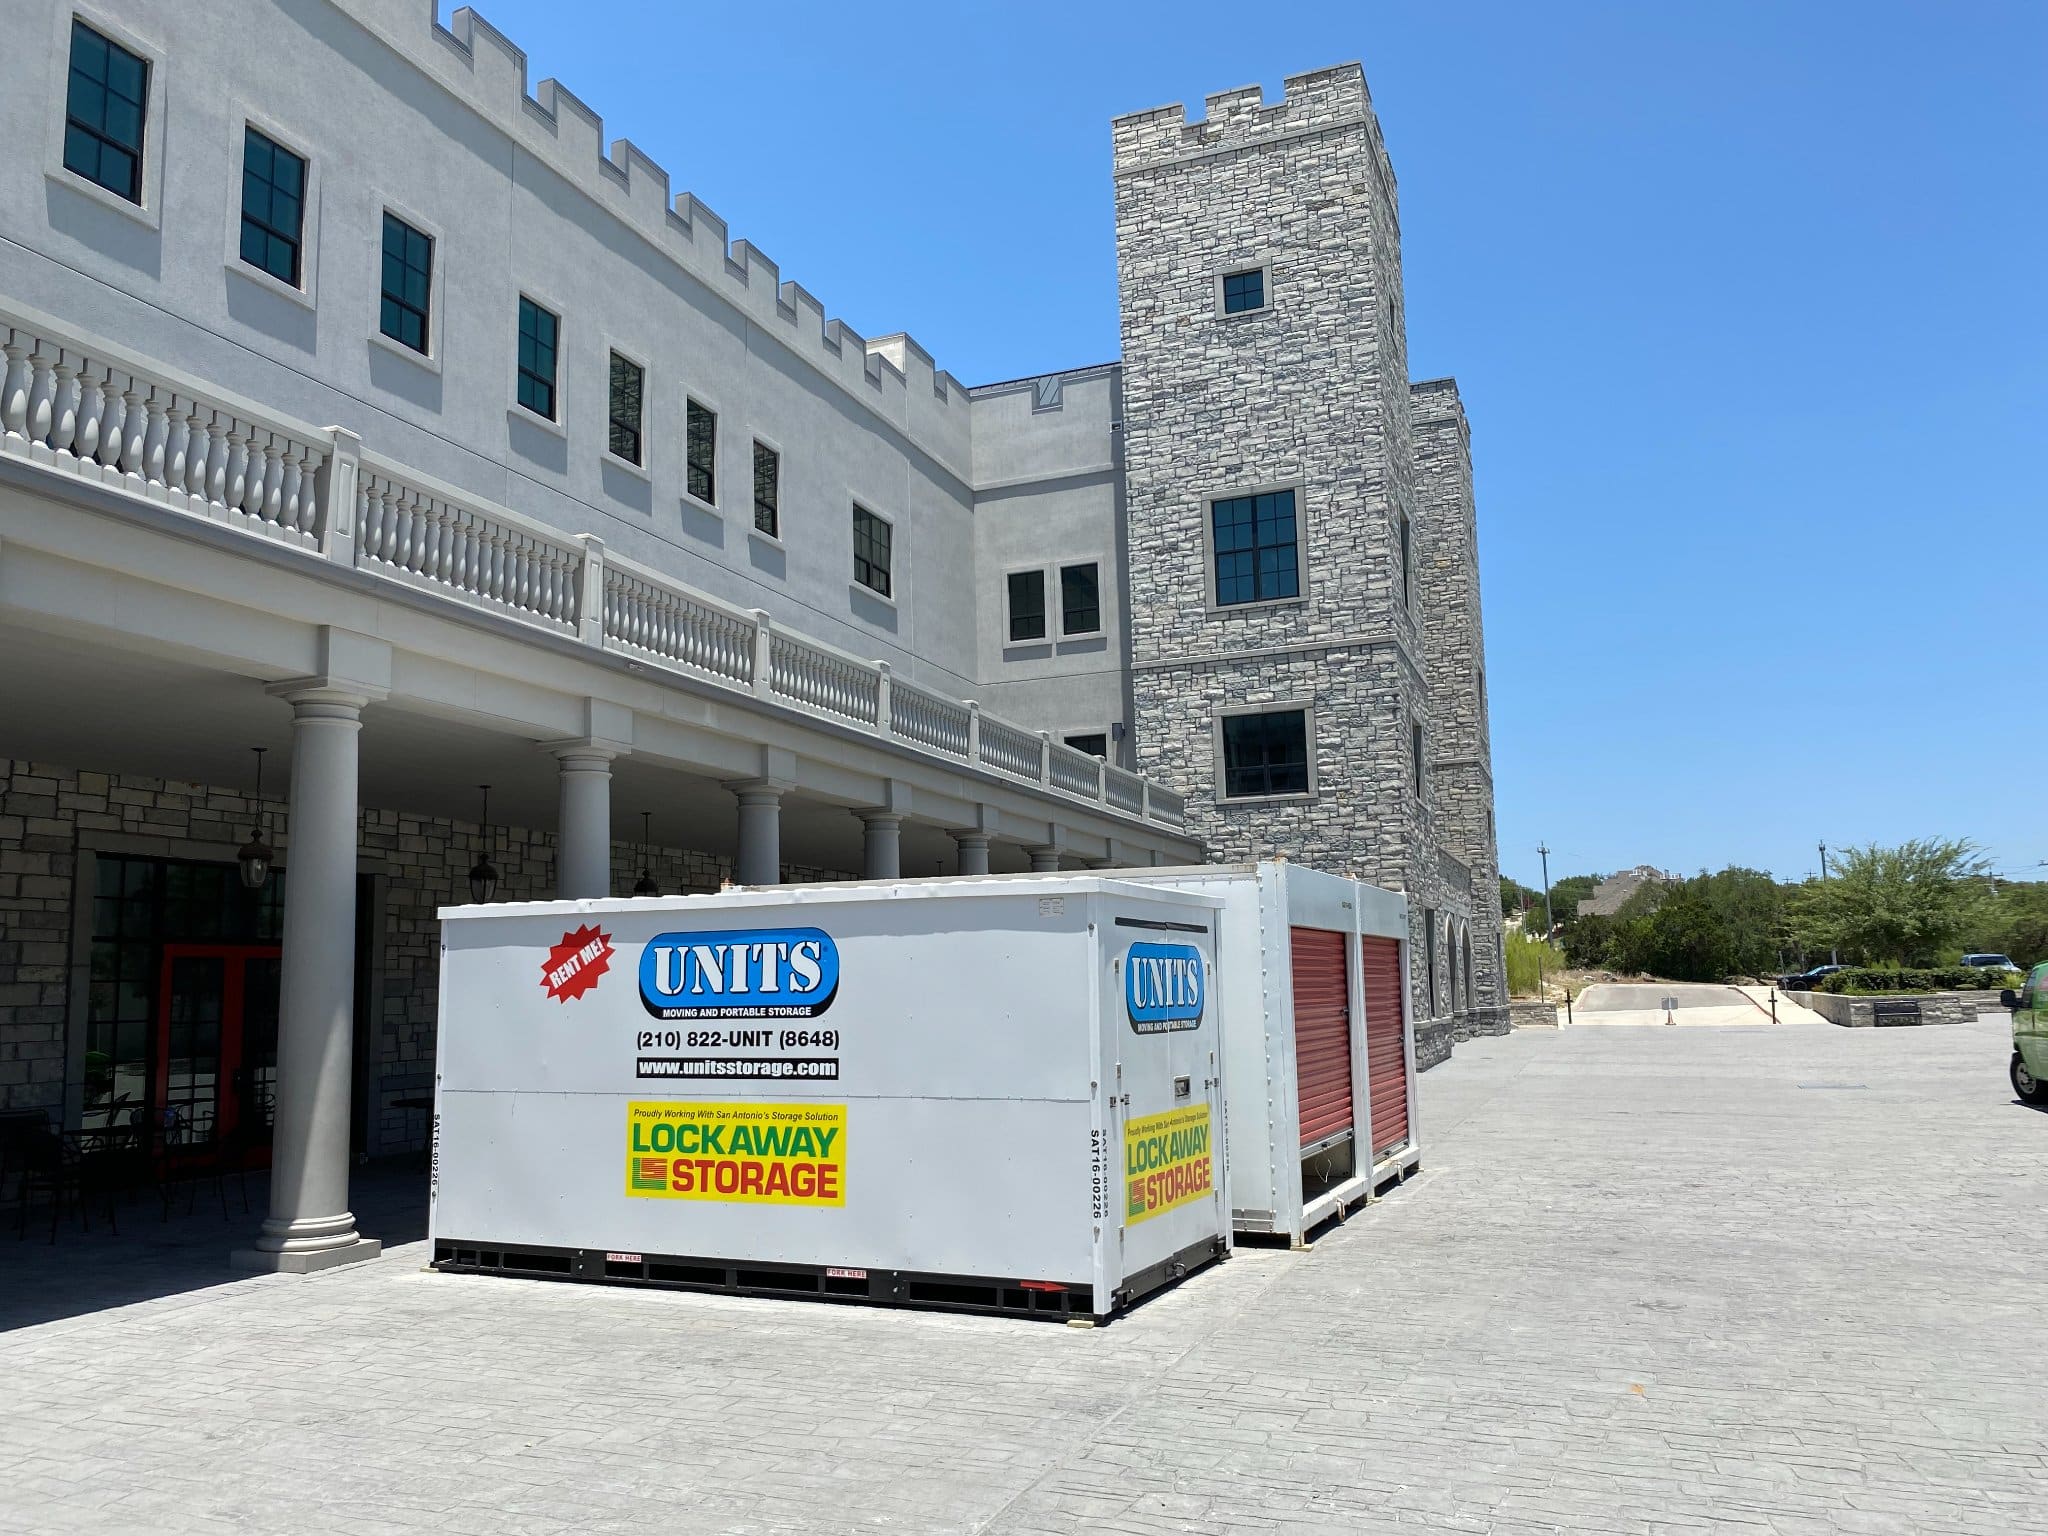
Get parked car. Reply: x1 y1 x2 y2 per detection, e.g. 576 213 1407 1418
2002 965 2047 1104
1962 953 2021 974
1780 963 1848 992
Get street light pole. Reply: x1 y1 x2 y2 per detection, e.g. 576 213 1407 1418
1818 840 1837 966
1538 843 1554 936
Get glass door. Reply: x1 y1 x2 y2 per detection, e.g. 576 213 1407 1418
154 944 282 1148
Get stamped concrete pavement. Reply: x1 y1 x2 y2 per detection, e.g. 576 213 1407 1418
3 1018 2045 1535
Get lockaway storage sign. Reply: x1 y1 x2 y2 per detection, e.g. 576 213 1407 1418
1124 1103 1213 1223
626 1101 846 1207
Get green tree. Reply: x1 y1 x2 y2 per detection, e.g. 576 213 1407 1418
1500 875 1543 921
1791 839 1993 967
1546 873 1601 934
1983 881 2048 968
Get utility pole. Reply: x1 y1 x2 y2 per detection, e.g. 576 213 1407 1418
1818 840 1837 966
1538 843 1554 936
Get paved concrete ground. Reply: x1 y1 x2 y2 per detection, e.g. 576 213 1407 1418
1574 982 1773 1028
4 1018 2045 1534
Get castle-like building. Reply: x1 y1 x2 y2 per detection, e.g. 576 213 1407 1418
0 2 1499 1267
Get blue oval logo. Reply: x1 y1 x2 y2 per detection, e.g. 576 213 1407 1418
639 927 839 1019
1126 942 1204 1033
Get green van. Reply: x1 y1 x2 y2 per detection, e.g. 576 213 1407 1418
2005 964 2048 1103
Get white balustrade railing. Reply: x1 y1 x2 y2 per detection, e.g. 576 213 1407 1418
599 553 755 685
355 458 582 632
769 629 880 727
0 300 1188 830
2 318 328 551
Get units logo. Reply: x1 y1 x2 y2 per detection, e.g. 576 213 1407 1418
625 1101 846 1206
1125 1103 1212 1224
639 927 839 1020
1125 942 1204 1033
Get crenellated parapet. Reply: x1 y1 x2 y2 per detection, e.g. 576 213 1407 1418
1110 64 1394 206
347 3 965 421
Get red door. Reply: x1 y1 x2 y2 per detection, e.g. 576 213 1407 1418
155 944 282 1151
1290 927 1353 1148
1360 936 1409 1156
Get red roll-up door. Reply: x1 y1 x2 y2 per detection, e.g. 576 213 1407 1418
1360 935 1409 1156
1290 927 1353 1148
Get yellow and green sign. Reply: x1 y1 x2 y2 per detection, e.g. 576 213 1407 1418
626 1101 846 1206
1124 1103 1212 1224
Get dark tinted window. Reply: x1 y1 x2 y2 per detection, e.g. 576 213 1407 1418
1211 489 1300 606
1399 509 1413 606
1221 710 1309 798
1007 569 1046 642
686 401 716 503
239 128 305 286
607 352 643 463
1222 267 1264 314
64 21 148 204
853 506 892 597
1411 720 1424 786
753 441 779 536
1060 562 1100 634
379 214 433 354
517 298 559 419
1065 733 1108 760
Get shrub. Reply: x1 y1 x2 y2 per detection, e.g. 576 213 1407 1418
1504 931 1564 996
1811 965 2019 995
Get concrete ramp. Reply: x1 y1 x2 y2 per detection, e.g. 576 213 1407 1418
1571 982 1775 1027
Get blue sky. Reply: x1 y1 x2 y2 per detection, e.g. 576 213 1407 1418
456 1 2046 889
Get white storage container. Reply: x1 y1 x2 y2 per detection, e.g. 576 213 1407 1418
1118 862 1418 1244
429 877 1230 1322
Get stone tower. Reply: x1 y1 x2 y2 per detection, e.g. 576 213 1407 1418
1113 65 1498 1054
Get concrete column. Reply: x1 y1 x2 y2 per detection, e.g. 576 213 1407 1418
729 783 785 885
554 747 615 899
233 687 380 1274
1028 846 1063 873
952 832 991 876
859 812 902 880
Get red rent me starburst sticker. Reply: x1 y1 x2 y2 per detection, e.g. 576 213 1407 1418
541 924 613 1003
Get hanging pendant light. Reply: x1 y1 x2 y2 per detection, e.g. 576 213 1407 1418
468 784 500 903
237 747 276 890
632 810 660 898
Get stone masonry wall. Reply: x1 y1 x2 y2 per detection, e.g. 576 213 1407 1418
0 758 848 1150
1112 66 1465 1045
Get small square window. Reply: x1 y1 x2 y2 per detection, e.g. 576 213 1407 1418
1064 733 1108 760
1007 570 1046 643
238 127 305 287
516 297 559 420
379 213 433 355
64 21 149 205
1221 710 1309 799
607 352 644 464
1211 489 1300 607
1221 267 1265 315
853 506 892 597
753 441 779 537
686 400 717 504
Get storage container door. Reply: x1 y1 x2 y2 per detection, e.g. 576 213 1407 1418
1360 935 1409 1156
1289 927 1352 1149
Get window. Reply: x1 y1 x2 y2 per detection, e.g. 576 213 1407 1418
379 213 433 355
1065 733 1108 760
1220 709 1309 799
235 128 307 286
607 352 644 464
752 442 780 536
516 297 559 420
1399 509 1413 607
852 505 892 597
64 21 148 204
1211 489 1300 606
686 400 716 503
1221 267 1265 315
1424 912 1439 1017
1007 570 1046 642
1059 562 1101 635
1411 719 1424 787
